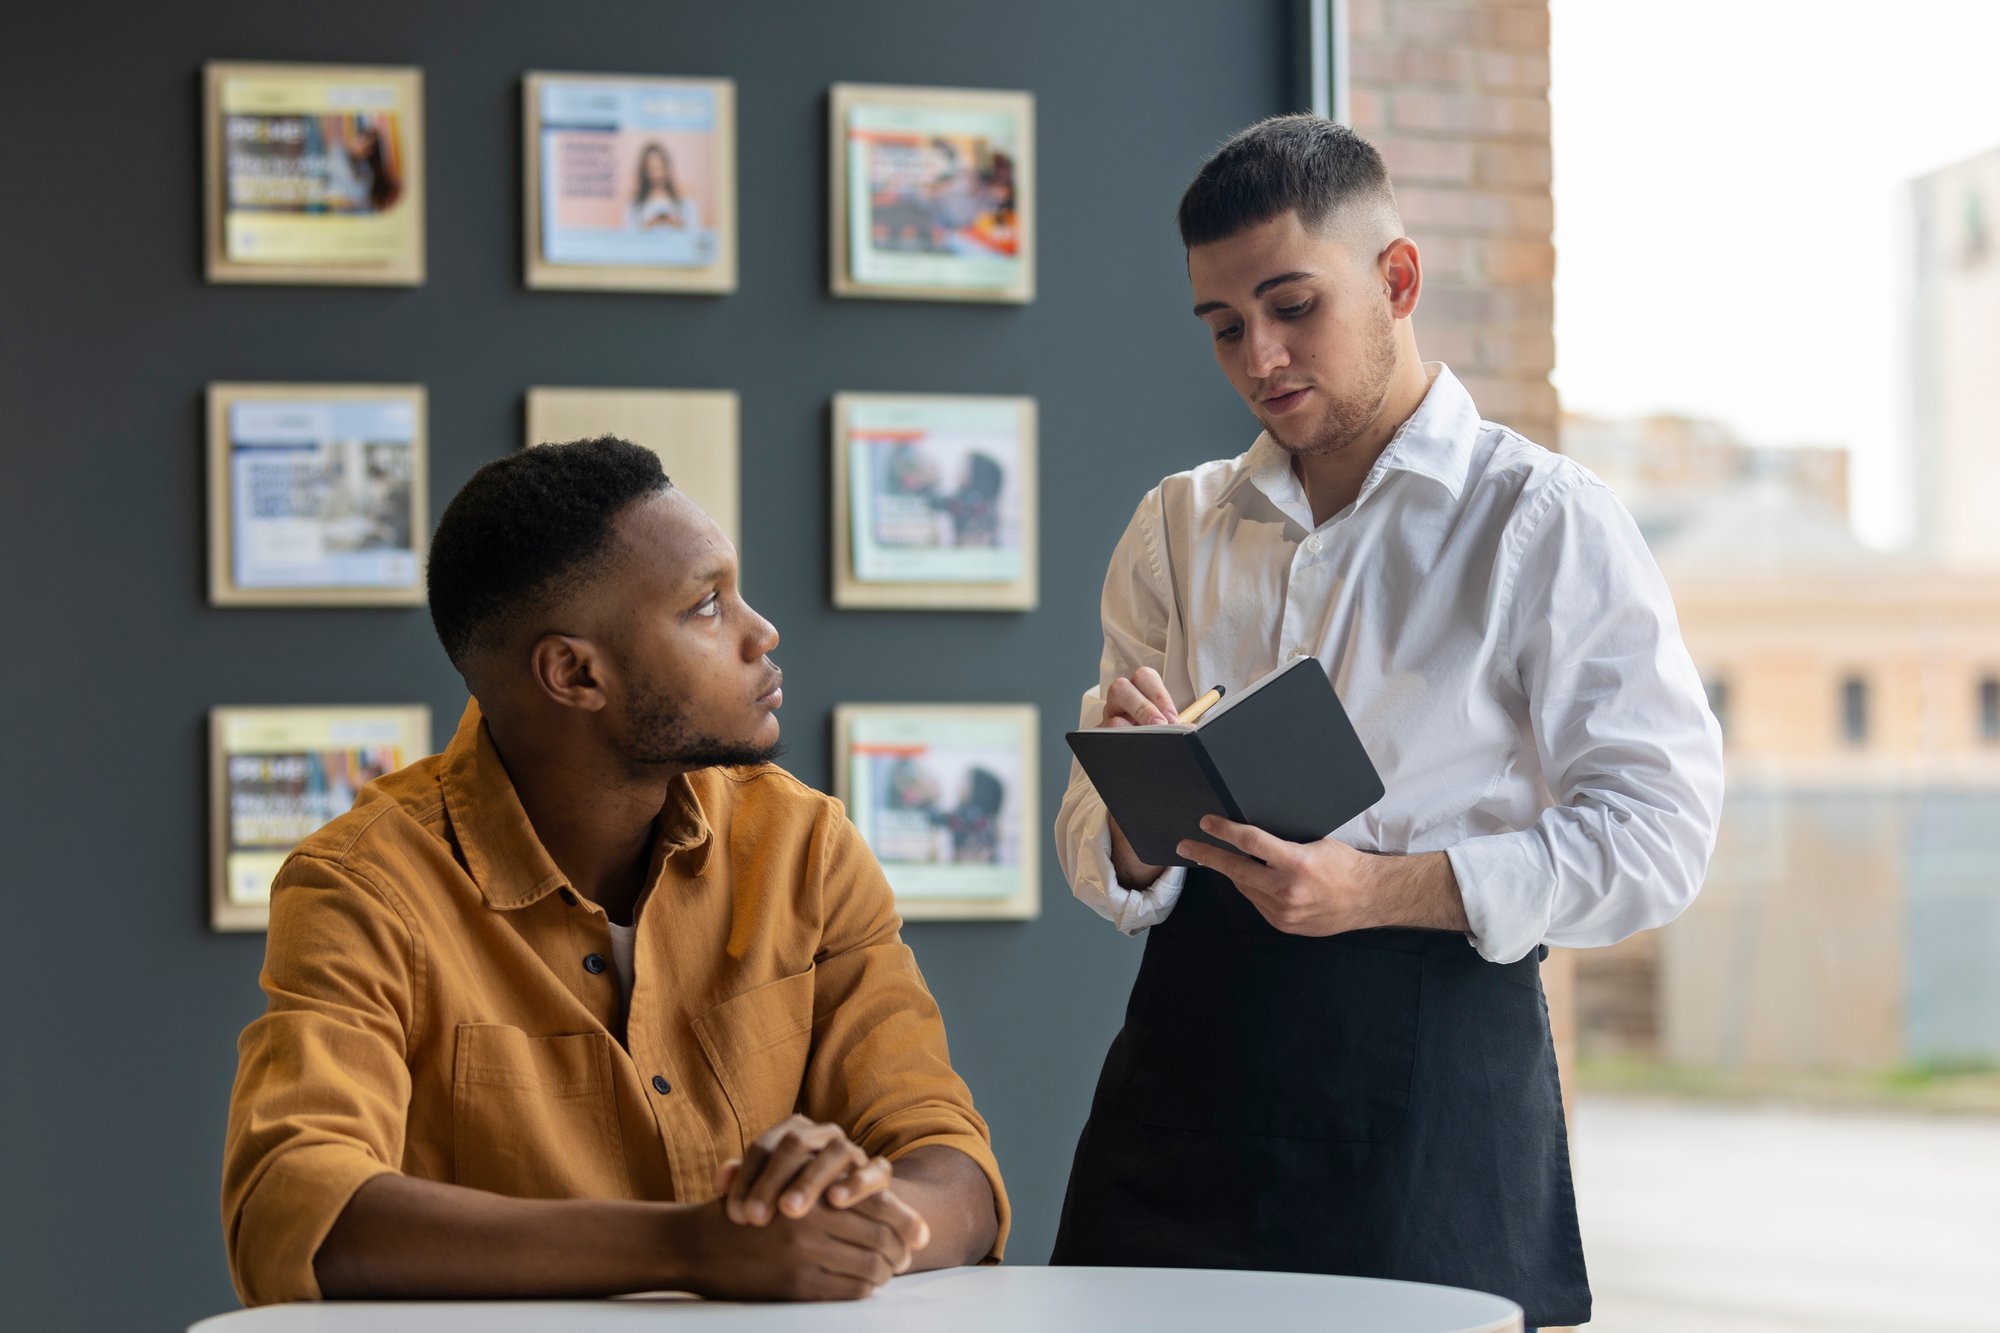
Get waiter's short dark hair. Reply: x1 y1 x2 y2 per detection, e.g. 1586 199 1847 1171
427 436 670 672
1177 115 1400 249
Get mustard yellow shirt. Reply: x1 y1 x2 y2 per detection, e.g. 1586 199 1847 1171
222 702 1008 1305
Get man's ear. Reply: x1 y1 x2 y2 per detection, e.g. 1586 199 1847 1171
529 633 612 713
1378 236 1422 319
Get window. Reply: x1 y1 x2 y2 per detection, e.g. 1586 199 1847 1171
1704 676 1730 742
1981 676 2000 744
1840 675 1869 745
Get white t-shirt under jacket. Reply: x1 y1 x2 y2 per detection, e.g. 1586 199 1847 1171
1054 364 1725 963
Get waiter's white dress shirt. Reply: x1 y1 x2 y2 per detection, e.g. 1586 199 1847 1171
1055 365 1725 963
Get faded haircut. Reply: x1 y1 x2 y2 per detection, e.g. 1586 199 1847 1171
1177 115 1401 249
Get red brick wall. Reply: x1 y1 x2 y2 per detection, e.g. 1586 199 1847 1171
1348 0 1559 448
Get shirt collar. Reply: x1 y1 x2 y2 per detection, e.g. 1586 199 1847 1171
1215 362 1482 513
1214 429 1302 511
1375 363 1480 500
439 698 715 911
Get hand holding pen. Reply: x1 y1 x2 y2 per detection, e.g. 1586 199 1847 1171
1101 668 1225 727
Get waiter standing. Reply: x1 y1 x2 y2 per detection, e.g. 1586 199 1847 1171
1048 116 1724 1331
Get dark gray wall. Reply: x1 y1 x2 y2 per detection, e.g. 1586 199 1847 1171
1 3 1287 1328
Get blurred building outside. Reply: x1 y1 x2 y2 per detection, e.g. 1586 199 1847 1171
1565 173 2000 1081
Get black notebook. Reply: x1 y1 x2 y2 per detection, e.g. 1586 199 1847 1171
1065 656 1385 869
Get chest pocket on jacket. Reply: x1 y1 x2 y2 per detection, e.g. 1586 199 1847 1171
692 968 815 1152
451 1025 630 1199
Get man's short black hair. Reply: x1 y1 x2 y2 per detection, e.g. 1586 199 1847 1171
1177 115 1398 249
427 436 669 672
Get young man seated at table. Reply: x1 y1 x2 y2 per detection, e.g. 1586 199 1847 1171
222 437 1006 1305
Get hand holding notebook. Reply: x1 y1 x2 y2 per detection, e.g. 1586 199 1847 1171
1066 656 1385 869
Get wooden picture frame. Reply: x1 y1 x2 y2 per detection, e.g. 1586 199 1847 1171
203 61 425 285
832 392 1036 610
210 704 432 931
523 72 738 293
829 83 1034 303
207 382 428 607
832 704 1040 921
524 387 740 549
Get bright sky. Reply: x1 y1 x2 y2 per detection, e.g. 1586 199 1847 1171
1549 0 2000 548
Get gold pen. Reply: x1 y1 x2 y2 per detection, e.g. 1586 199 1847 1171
1176 685 1226 725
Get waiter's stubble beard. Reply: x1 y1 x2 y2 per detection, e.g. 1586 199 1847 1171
1263 299 1399 459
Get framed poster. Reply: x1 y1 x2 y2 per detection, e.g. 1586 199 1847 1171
829 83 1034 303
833 704 1039 921
210 705 431 931
524 387 740 548
523 72 737 293
203 61 425 285
207 382 427 607
832 393 1036 610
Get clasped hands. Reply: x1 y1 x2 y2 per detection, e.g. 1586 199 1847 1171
698 1114 930 1300
1102 667 1465 937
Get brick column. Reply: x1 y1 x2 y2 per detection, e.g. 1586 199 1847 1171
1347 0 1558 448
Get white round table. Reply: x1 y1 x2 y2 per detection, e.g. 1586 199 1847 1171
190 1265 1522 1332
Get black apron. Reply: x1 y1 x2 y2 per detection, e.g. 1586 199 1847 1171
1050 867 1591 1329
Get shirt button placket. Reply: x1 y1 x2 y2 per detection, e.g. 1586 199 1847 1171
1287 533 1327 661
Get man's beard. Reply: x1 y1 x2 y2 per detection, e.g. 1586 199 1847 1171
1266 301 1398 458
618 673 782 770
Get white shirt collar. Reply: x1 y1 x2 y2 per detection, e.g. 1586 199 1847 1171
1217 362 1482 515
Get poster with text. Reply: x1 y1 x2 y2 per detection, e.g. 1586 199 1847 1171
216 67 420 269
218 390 424 602
838 707 1037 916
847 396 1029 585
837 87 1031 299
537 77 723 269
211 706 430 929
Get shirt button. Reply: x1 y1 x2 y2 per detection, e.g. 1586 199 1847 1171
1305 534 1323 553
653 1075 672 1095
558 889 578 907
583 953 607 975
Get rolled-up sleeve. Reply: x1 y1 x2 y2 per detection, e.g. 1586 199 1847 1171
801 804 1011 1259
1053 492 1190 934
222 855 418 1304
1448 477 1725 963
